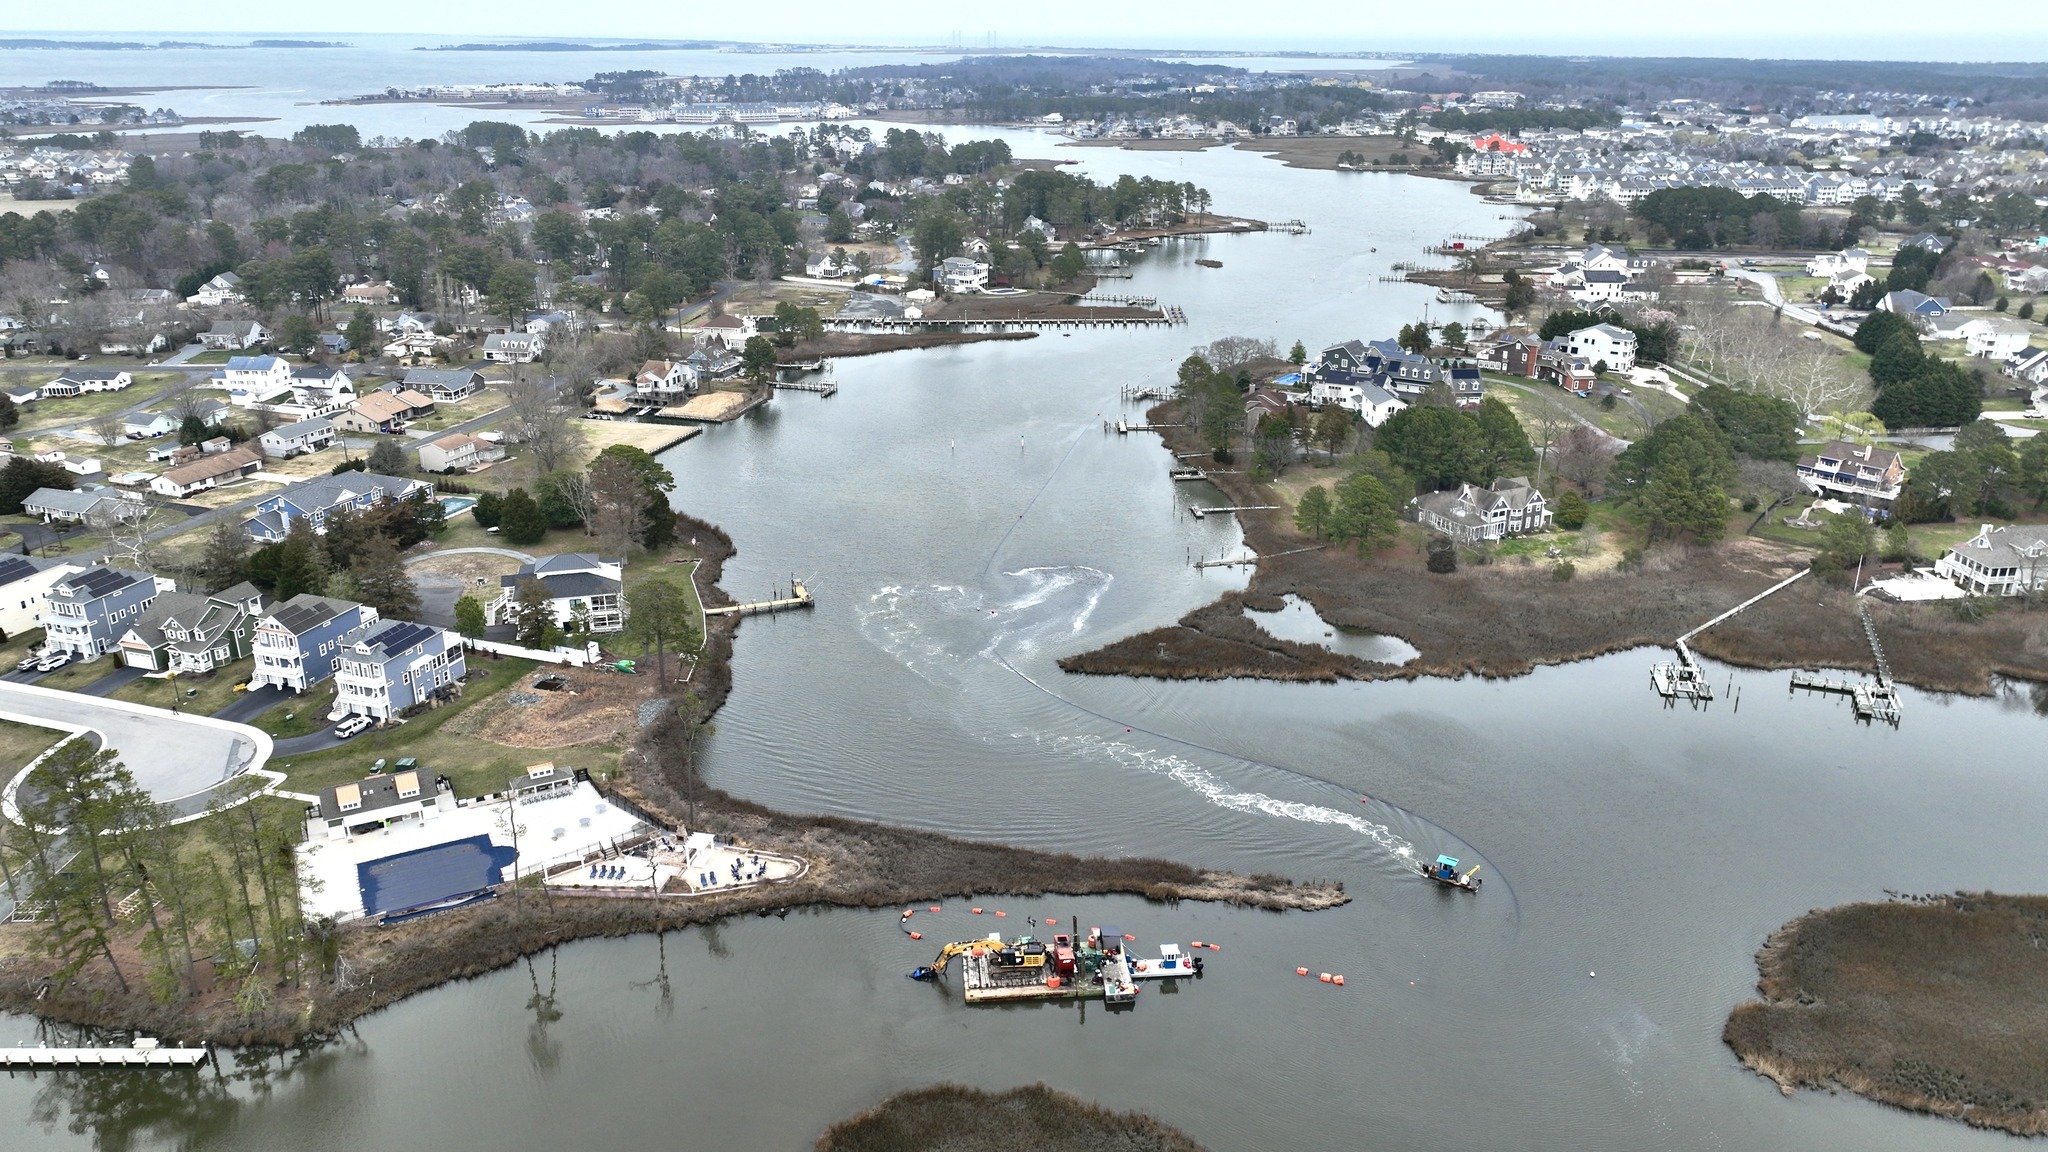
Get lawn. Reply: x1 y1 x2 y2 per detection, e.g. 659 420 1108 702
7 371 188 437
0 717 68 776
250 684 336 739
112 659 255 716
30 654 126 693
270 656 549 799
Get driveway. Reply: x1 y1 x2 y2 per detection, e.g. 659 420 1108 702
0 680 271 820
212 682 285 724
76 665 145 697
274 729 347 757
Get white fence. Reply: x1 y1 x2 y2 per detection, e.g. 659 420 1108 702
463 638 603 667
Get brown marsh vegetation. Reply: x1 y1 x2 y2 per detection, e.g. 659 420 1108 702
1725 894 2048 1136
818 1083 1208 1152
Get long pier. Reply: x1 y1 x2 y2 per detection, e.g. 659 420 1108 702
1189 505 1279 520
772 378 837 396
1654 568 1811 703
2 1040 208 1068
1109 419 1188 434
705 579 814 618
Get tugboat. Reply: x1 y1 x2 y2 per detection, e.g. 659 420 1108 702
1419 854 1482 892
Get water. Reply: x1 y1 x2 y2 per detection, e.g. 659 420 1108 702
5 127 2043 1151
1244 594 1422 665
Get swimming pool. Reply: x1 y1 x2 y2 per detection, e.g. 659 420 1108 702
440 495 477 517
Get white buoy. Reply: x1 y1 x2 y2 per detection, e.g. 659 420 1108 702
1590 971 1596 978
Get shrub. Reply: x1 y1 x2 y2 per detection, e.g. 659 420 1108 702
1426 535 1457 573
1554 489 1589 530
1551 560 1576 581
1617 545 1645 572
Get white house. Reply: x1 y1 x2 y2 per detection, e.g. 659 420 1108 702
22 487 146 525
481 330 545 363
149 445 263 497
212 355 294 405
257 416 337 459
2002 347 2048 386
488 553 626 634
1309 379 1405 427
200 319 268 351
1564 323 1638 370
39 369 131 397
1411 477 1551 543
0 553 83 639
186 271 245 307
936 256 990 293
415 432 504 472
289 364 355 411
1569 269 1632 304
1805 248 1871 277
1961 316 2032 360
1937 525 2048 597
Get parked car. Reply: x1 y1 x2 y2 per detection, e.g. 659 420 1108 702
15 653 43 673
34 653 71 672
332 714 373 739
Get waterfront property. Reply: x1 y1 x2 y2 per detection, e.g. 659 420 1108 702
307 767 457 841
489 553 627 634
242 471 435 542
1936 524 2048 596
1411 476 1551 543
333 619 466 720
114 582 266 673
1308 378 1404 426
42 565 175 661
1796 440 1905 506
249 593 381 692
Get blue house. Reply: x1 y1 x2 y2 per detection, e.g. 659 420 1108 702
249 594 381 693
242 471 435 542
333 620 466 721
42 566 174 661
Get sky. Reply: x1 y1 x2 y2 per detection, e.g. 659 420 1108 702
7 2 2047 61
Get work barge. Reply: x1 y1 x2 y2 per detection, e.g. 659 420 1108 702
914 919 1203 1007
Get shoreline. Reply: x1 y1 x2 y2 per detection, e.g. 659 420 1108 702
0 513 1344 1049
1059 402 2048 697
1725 894 2048 1136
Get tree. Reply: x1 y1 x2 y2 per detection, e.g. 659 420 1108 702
472 490 504 529
499 372 576 475
1693 384 1800 460
367 438 409 475
88 410 126 449
1881 520 1917 564
1312 406 1351 460
0 456 71 515
349 535 421 621
15 738 157 996
1329 472 1401 555
498 487 547 545
1553 425 1619 493
194 517 251 592
1294 484 1333 539
1817 511 1876 574
588 452 651 556
454 594 488 639
344 307 378 358
1554 488 1589 529
247 518 329 600
0 393 16 430
624 577 701 682
1288 340 1308 365
1397 322 1432 354
592 443 677 549
1441 322 1468 352
508 577 564 648
1426 535 1458 573
1376 405 1485 491
1868 330 1925 389
1473 397 1535 481
1851 308 1911 355
772 300 824 346
536 470 593 530
276 313 320 356
741 334 777 385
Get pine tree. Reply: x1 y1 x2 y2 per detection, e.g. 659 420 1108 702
195 518 251 592
1294 484 1332 539
350 535 422 620
499 488 547 545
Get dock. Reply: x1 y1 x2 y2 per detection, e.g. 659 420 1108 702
1653 568 1810 704
1189 505 1279 520
1108 419 1188 434
704 579 814 618
1787 604 1902 725
772 378 837 396
1 1039 208 1068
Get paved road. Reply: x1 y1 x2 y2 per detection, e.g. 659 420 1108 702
275 728 348 757
1722 268 1825 326
0 680 271 818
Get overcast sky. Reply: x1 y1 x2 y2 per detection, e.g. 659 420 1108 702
8 2 2044 60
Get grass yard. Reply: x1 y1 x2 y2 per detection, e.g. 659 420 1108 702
250 683 337 739
29 655 125 693
0 717 67 777
112 659 254 716
5 371 189 436
270 657 551 799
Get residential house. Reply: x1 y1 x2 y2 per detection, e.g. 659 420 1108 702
632 358 695 403
318 333 351 358
114 582 266 673
1570 268 1633 304
1961 316 2033 360
1805 248 1871 277
332 619 467 721
289 364 355 410
306 768 456 841
401 365 487 402
2002 347 2048 386
199 319 268 351
212 354 293 405
1565 323 1638 370
149 445 262 497
1479 332 1543 377
39 368 131 397
1310 379 1405 427
121 411 177 439
415 432 504 472
1879 289 1950 319
1936 525 2048 597
2005 266 2048 294
333 388 434 434
936 256 990 293
1411 477 1552 543
481 330 545 363
1449 365 1485 409
249 593 380 692
41 565 174 661
488 553 627 634
1796 439 1906 506
1538 346 1598 395
185 271 245 307
257 416 338 459
0 553 83 639
22 486 145 524
341 280 395 306
695 314 754 351
1901 233 1951 255
242 471 434 542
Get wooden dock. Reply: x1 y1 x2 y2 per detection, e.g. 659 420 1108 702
1169 467 1207 482
705 579 814 618
1786 604 1902 725
1189 505 1279 520
1109 419 1188 434
2 1040 208 1068
773 378 838 396
1654 569 1810 704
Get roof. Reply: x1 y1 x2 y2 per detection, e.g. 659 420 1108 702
1582 269 1629 283
0 553 64 589
1800 439 1901 473
53 369 126 383
159 445 261 487
265 593 365 637
521 553 621 579
54 565 149 601
519 571 623 599
264 416 334 439
269 471 425 514
1574 323 1635 341
351 619 439 660
426 431 478 452
318 770 441 821
23 487 118 514
223 355 283 372
293 364 348 381
1946 524 2048 569
349 391 414 422
402 366 485 388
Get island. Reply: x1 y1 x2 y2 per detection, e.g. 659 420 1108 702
818 1083 1208 1152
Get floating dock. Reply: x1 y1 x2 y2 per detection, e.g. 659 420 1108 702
772 378 837 396
1 1039 208 1068
705 579 814 618
1787 604 1902 725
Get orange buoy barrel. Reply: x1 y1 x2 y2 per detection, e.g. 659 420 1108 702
1332 974 1345 986
1319 972 1333 983
1296 967 1310 976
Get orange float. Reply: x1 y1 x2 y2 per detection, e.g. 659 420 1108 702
909 932 922 940
1296 967 1310 976
928 906 941 913
972 907 983 914
1191 940 1205 948
994 910 1006 918
1332 975 1345 986
1319 972 1333 983
1207 944 1220 951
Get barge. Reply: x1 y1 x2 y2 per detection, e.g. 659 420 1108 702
911 920 1153 1005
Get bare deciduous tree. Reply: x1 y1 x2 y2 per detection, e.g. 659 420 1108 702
499 370 578 475
1553 425 1621 495
91 497 174 572
88 411 126 447
1191 335 1277 374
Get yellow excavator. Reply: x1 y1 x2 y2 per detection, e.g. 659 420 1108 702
910 936 1044 981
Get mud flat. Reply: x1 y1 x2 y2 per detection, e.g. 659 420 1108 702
818 1083 1207 1151
1725 894 2048 1136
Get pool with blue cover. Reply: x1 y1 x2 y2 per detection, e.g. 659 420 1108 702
357 834 518 919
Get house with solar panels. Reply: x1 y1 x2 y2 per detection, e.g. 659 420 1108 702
250 594 381 693
308 768 457 841
0 553 83 638
41 565 175 660
332 619 466 720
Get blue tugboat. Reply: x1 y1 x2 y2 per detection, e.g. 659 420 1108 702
1419 854 1481 892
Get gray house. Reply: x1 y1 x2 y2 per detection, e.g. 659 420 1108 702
42 566 174 661
257 416 338 459
333 619 467 720
114 582 267 673
1411 477 1552 543
249 594 381 692
401 365 488 402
